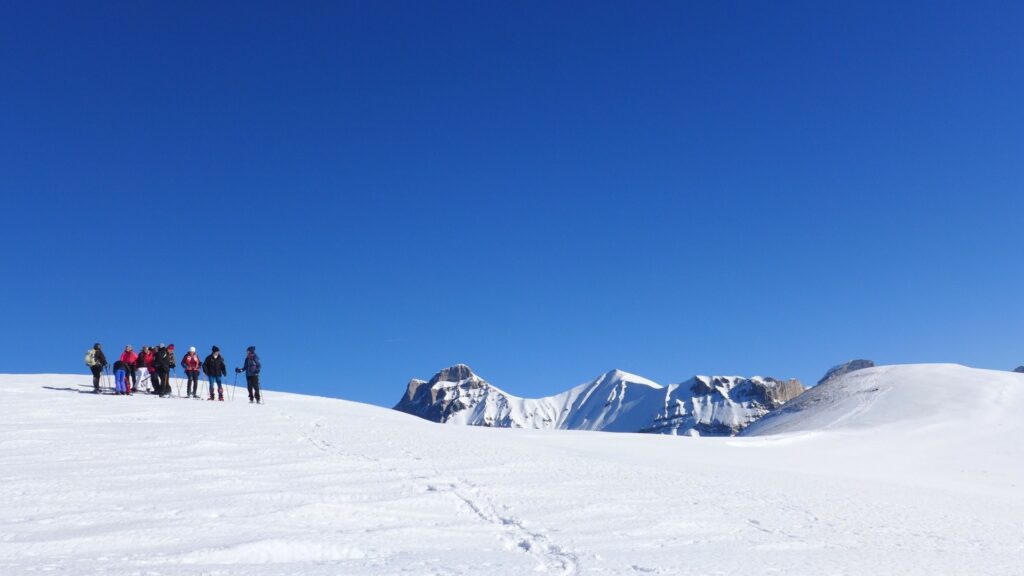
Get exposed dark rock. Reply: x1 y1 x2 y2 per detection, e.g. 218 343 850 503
690 377 714 396
394 364 494 424
732 377 806 409
1014 366 1024 374
428 364 476 386
818 359 875 386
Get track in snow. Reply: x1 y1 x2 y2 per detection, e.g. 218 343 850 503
305 418 579 574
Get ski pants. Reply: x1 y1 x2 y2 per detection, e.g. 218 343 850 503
127 365 138 389
246 374 261 402
90 365 103 390
185 371 199 396
115 369 127 394
208 375 223 398
154 370 169 395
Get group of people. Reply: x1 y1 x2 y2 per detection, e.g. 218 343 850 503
85 343 263 403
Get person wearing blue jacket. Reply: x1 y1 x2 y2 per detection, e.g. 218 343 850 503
236 346 262 404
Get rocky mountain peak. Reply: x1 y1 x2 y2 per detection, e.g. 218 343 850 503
399 379 429 404
394 364 494 424
428 364 477 386
818 359 875 386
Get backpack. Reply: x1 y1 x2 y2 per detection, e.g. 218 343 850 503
84 349 97 367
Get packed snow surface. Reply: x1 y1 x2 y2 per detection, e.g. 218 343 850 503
2 365 1023 575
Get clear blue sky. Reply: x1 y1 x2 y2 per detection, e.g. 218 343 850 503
2 1 1022 406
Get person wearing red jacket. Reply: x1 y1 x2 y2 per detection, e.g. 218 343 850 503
139 346 157 392
120 345 139 394
181 347 202 398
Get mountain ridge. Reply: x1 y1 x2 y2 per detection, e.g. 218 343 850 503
394 364 805 436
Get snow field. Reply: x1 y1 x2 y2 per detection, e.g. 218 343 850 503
1 367 1022 575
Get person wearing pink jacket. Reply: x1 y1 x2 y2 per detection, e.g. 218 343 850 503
119 345 139 393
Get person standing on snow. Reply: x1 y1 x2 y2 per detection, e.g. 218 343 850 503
112 359 129 395
134 345 148 392
153 344 171 397
85 343 108 393
202 346 227 401
168 344 178 394
236 346 261 404
182 347 202 398
139 346 156 392
120 345 139 393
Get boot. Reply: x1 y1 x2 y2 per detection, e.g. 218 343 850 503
218 386 224 401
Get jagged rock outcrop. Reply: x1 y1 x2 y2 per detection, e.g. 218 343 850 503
394 364 493 424
818 359 875 386
394 364 805 436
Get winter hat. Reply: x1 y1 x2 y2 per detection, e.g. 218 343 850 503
212 345 220 353
188 346 196 353
247 346 256 352
94 343 101 349
158 343 165 348
168 344 175 351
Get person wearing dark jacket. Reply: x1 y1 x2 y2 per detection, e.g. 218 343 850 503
236 346 261 404
139 346 156 391
112 360 129 395
153 344 171 397
87 343 108 393
202 346 228 401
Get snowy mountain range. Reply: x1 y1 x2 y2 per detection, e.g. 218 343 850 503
394 364 806 436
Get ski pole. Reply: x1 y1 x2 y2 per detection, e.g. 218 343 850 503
231 371 237 402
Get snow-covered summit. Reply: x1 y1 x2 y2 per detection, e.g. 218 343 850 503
394 365 805 436
742 363 1024 436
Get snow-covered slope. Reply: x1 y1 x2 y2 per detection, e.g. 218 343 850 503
395 364 805 436
742 363 1021 436
2 368 1023 575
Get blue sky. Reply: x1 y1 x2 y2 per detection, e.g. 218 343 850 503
2 1 1022 406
